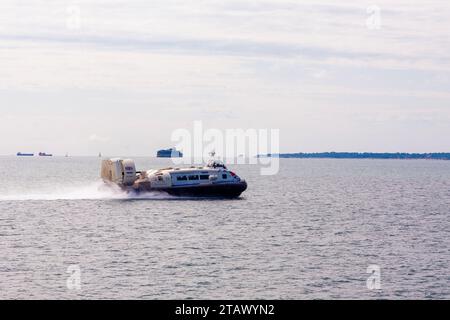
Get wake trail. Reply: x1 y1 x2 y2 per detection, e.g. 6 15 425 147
0 181 176 201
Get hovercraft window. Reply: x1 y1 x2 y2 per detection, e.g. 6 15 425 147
176 176 188 181
222 174 228 179
188 175 199 180
200 175 210 180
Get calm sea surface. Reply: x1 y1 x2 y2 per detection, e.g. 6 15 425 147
0 157 449 299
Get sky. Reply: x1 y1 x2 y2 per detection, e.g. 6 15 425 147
1 0 449 156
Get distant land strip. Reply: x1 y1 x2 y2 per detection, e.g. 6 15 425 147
257 152 450 160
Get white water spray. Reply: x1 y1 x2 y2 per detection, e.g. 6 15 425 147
0 180 175 201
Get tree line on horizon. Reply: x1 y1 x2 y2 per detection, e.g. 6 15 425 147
258 152 450 160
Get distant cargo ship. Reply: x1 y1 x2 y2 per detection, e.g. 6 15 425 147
38 152 53 157
157 148 183 158
17 152 34 157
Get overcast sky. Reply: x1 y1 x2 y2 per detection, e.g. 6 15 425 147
1 0 449 156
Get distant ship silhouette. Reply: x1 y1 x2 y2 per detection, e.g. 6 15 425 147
157 148 183 158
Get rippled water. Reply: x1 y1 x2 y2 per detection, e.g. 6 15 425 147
0 156 449 299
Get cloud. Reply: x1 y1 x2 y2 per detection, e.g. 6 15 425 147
88 134 110 142
0 0 449 72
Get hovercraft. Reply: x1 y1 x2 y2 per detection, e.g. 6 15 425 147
100 158 247 198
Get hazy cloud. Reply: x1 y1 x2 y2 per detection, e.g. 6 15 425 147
88 134 110 143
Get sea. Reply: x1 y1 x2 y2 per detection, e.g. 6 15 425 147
0 156 449 299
